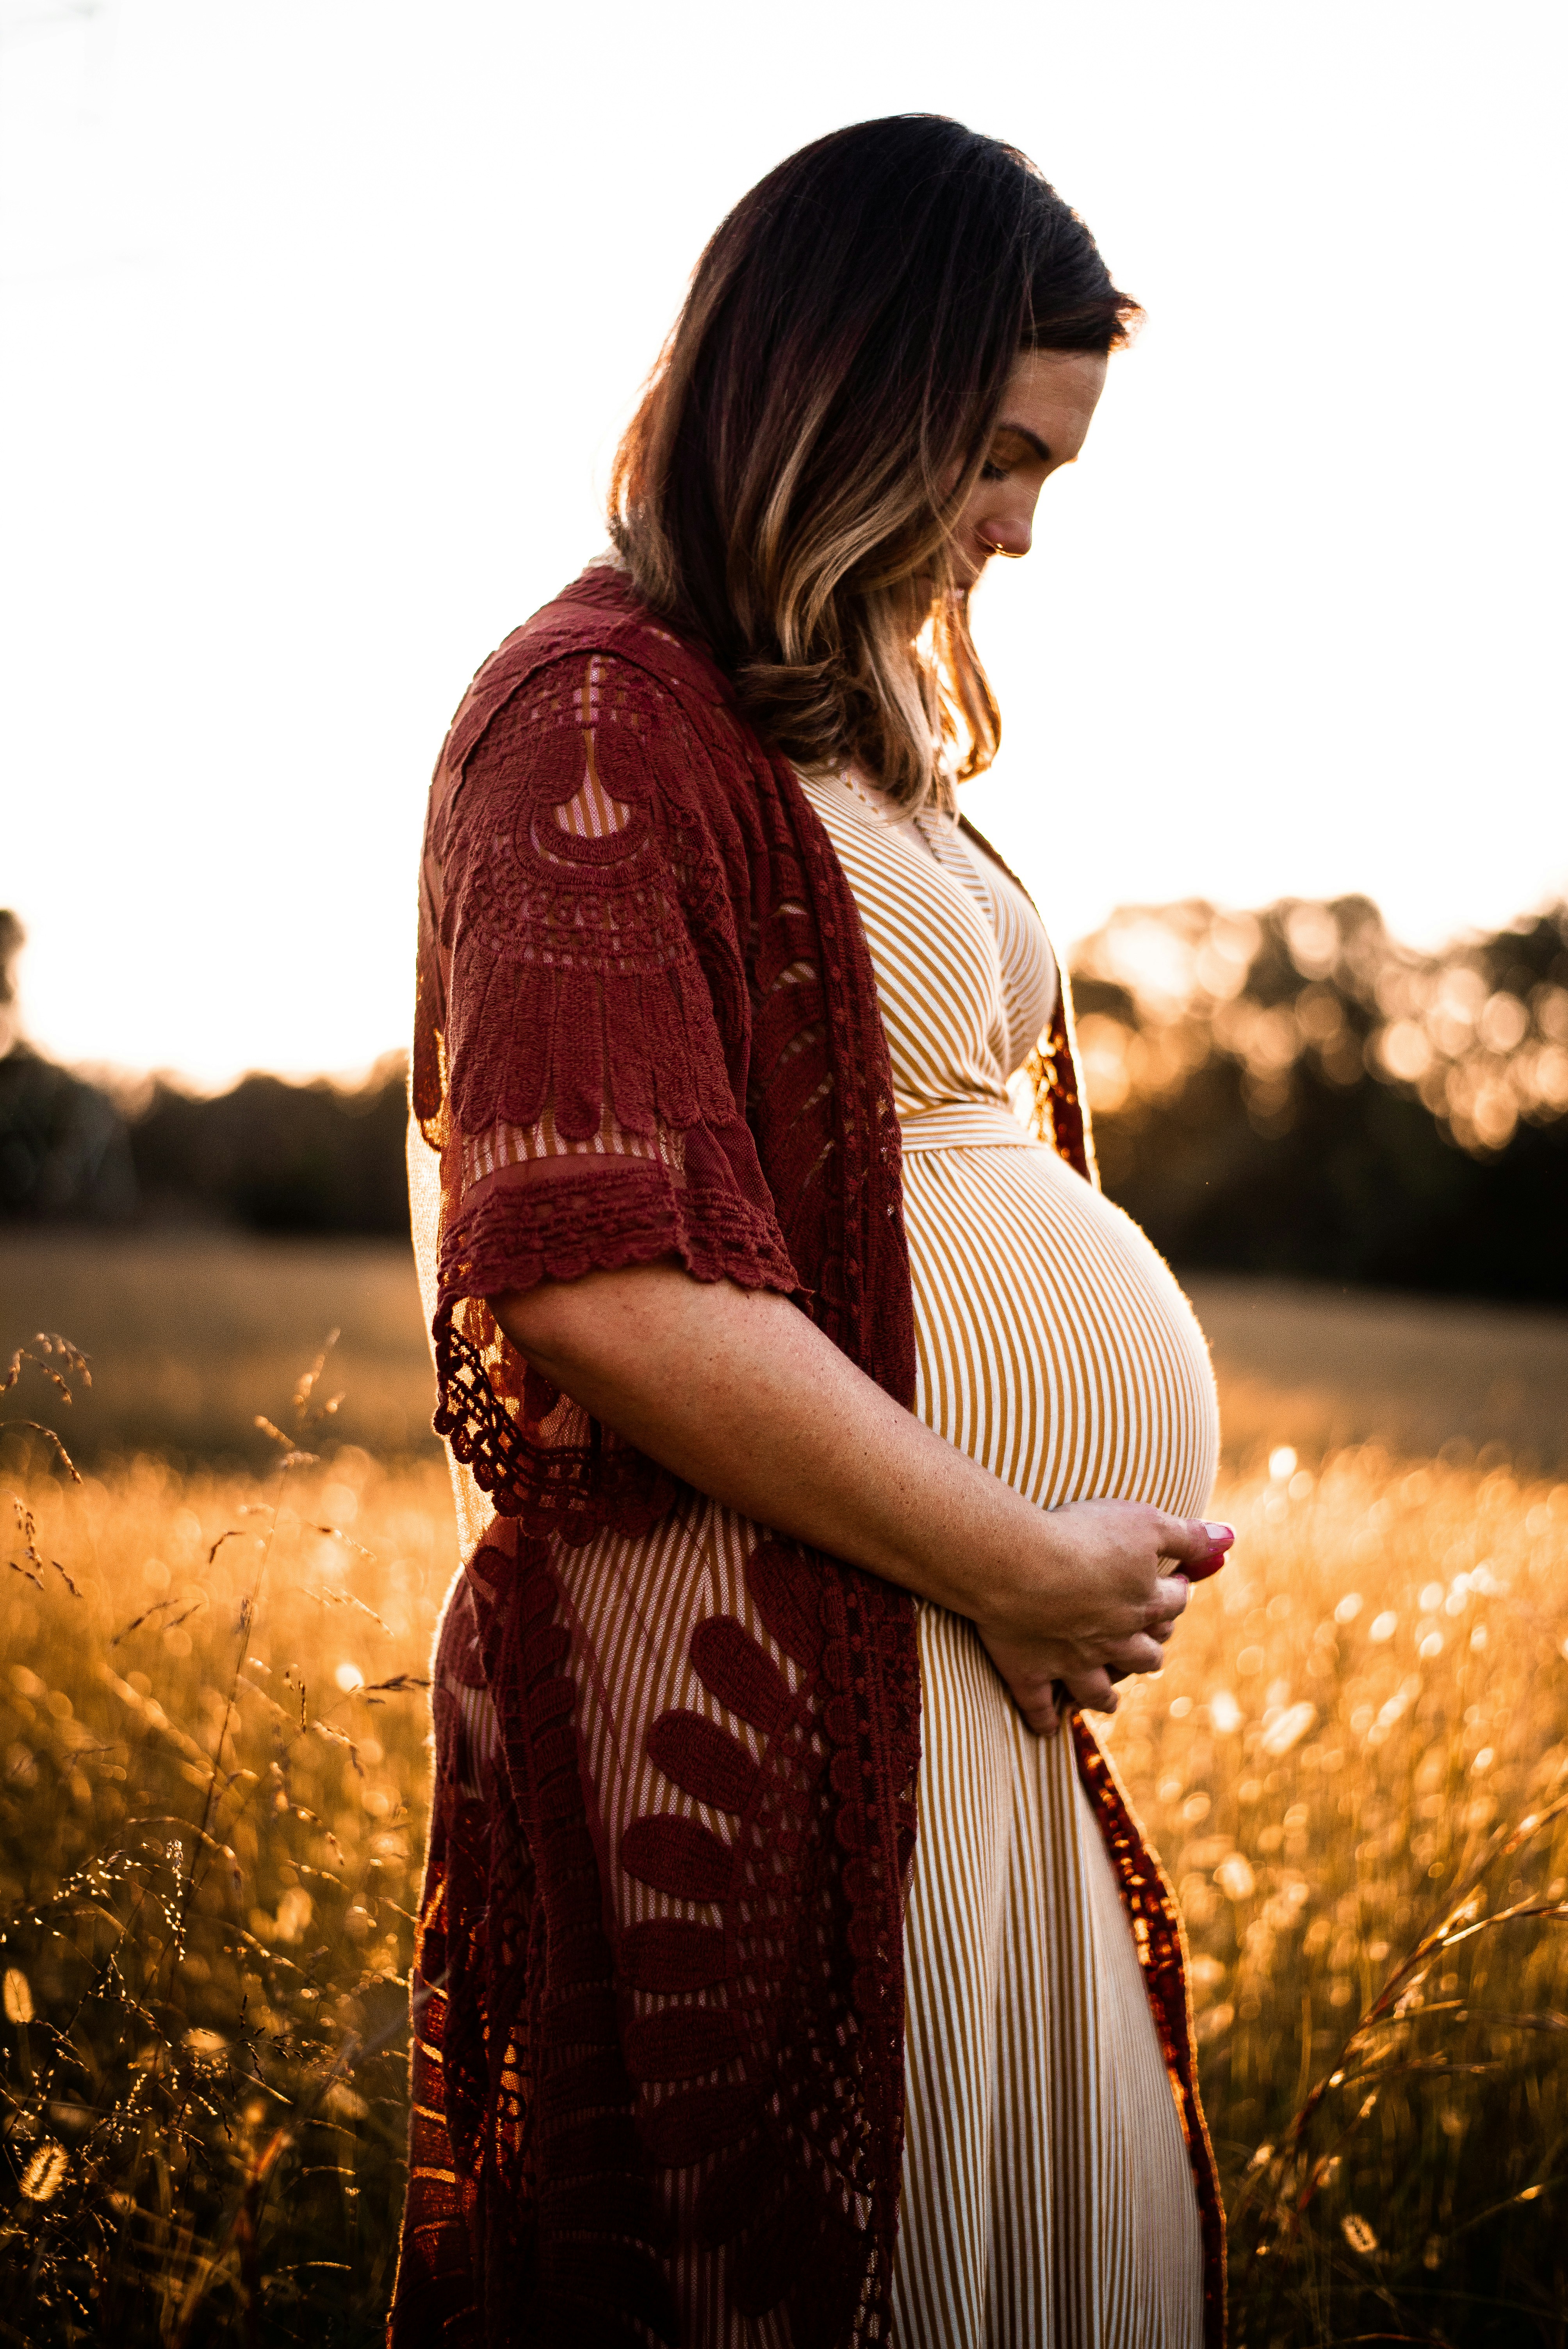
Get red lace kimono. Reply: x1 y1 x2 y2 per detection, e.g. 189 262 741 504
390 567 1224 2347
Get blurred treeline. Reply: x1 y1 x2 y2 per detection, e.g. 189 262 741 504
1071 895 1568 1303
0 911 408 1237
2 898 1566 1301
0 1047 410 1236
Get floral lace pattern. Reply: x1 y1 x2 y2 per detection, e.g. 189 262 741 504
391 570 1224 2349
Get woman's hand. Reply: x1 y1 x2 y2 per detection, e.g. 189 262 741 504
490 1261 1229 1727
975 1500 1232 1736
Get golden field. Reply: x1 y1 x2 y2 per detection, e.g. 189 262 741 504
2 1234 1567 2344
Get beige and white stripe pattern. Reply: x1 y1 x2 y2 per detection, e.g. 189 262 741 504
549 1489 812 2349
798 770 1217 2348
409 748 1221 2345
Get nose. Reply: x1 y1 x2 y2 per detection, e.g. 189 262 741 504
976 504 1034 560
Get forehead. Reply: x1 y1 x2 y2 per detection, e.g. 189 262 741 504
992 349 1108 456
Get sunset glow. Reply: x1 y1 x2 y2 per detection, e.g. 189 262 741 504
3 0 1563 1086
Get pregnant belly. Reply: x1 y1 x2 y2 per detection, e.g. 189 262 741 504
900 1141 1219 1520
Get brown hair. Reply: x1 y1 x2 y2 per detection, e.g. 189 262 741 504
609 115 1139 809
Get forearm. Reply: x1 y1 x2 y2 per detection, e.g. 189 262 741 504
493 1258 1041 1624
490 1257 1228 1733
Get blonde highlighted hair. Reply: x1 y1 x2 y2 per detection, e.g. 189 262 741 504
610 116 1139 810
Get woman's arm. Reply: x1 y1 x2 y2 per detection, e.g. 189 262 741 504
491 1260 1228 1734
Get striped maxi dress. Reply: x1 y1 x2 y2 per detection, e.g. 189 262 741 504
793 767 1219 2348
408 701 1221 2346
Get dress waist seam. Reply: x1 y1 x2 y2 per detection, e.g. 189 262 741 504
897 1104 1037 1153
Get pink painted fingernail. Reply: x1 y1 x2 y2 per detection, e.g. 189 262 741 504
1187 1524 1234 1582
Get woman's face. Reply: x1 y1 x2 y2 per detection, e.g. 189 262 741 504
948 348 1109 589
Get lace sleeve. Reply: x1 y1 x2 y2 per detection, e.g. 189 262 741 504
416 649 801 1537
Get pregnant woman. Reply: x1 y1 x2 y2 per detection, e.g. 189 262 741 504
393 116 1231 2349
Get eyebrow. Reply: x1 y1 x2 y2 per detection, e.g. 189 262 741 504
994 420 1052 462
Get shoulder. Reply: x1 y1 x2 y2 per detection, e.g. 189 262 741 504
443 566 741 789
425 569 789 941
429 597 763 934
445 649 739 879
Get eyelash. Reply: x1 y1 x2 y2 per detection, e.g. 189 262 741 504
980 461 1008 482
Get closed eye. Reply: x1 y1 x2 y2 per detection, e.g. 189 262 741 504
980 422 1053 485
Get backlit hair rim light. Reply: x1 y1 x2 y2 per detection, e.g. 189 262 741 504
610 114 1140 811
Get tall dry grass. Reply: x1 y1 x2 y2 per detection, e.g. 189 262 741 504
1107 1444 1568 2344
0 1340 448 2345
2 1337 1566 2344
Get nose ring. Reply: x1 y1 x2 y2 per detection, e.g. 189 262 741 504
980 536 1026 560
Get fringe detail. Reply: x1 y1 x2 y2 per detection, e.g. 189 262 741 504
396 568 1222 2349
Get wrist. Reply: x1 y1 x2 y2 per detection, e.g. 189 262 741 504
969 1508 1073 1642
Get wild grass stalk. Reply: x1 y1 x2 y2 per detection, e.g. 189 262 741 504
0 1338 445 2345
1 1339 1565 2342
1106 1444 1568 2344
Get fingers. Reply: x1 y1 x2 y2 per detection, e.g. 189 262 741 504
1060 1668 1119 1715
1132 1576 1190 1645
1101 1633 1167 1679
1155 1515 1235 1581
1186 1521 1235 1583
1012 1679 1062 1737
1148 1572 1192 1625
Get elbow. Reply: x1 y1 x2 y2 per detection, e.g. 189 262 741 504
487 1255 687 1387
488 1283 576 1376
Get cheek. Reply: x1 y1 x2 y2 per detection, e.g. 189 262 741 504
943 496 984 556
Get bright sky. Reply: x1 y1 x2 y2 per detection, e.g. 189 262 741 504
3 0 1564 1088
